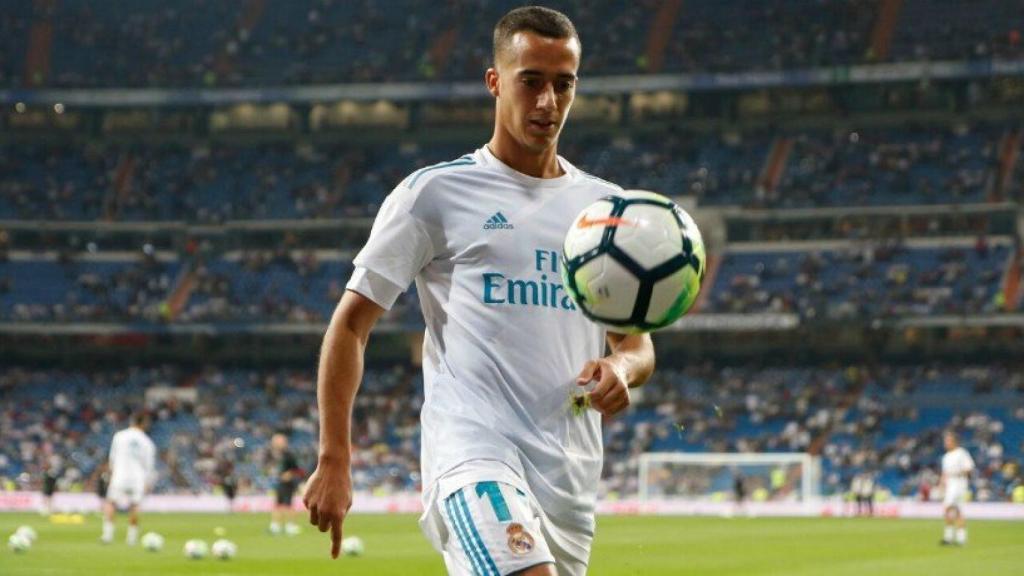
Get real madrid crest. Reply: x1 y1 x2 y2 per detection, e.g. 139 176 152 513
505 522 535 555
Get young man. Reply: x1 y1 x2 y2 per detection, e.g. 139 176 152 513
217 455 238 513
939 431 974 546
731 471 747 517
852 471 875 517
40 453 63 515
102 413 156 545
303 6 654 575
269 433 302 535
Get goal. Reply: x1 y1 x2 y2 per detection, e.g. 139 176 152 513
638 452 821 503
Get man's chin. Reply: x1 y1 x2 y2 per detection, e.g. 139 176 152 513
519 134 558 154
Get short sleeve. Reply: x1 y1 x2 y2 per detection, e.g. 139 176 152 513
346 185 435 310
962 450 975 472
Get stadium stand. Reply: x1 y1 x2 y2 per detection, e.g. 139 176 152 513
709 239 1012 318
2 0 1022 524
1 123 1016 223
0 252 178 322
1 0 1020 88
3 364 1020 501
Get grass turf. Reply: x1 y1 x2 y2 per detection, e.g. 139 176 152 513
1 512 1022 575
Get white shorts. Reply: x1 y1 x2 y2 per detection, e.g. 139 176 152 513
107 478 145 507
943 482 968 507
420 463 589 576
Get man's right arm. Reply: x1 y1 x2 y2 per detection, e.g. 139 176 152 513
303 289 386 559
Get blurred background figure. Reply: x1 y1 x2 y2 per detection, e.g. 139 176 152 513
269 433 302 536
101 413 157 546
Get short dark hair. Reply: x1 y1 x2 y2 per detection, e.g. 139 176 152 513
493 6 579 65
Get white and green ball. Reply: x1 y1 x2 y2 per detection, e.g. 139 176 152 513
211 538 237 560
8 533 31 553
183 539 209 559
15 526 37 543
341 536 365 557
141 532 164 552
562 190 705 333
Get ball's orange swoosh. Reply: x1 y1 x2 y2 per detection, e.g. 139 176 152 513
577 215 634 229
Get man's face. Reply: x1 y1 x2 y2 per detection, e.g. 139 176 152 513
489 31 580 154
944 434 955 451
272 434 287 451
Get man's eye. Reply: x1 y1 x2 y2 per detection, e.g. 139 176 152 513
522 78 540 88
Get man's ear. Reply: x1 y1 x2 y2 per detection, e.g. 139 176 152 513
485 68 499 98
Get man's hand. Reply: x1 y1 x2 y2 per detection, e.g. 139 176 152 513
303 460 353 559
576 357 631 417
575 333 655 417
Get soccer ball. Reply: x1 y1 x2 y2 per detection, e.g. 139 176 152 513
211 538 237 560
8 533 31 553
141 532 164 552
561 191 705 333
341 536 365 557
15 526 37 543
183 539 209 559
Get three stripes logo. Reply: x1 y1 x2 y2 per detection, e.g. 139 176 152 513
483 211 514 230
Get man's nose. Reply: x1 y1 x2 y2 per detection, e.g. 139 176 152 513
537 83 556 111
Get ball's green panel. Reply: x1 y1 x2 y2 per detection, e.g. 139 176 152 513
648 269 702 329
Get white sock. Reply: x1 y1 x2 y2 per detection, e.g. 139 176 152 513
943 526 954 542
955 528 966 544
102 520 115 542
269 521 281 534
126 525 138 545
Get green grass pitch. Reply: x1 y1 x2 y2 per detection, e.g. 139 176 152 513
1 512 1021 575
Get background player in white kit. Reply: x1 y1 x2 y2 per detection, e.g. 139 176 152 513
101 413 157 545
303 6 655 575
939 431 974 546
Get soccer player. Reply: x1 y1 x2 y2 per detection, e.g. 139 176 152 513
269 433 302 535
856 471 875 517
40 453 63 515
95 461 110 502
939 431 974 546
303 6 655 574
217 455 238 513
731 470 746 517
101 413 156 545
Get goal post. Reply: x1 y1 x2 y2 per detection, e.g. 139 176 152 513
638 452 821 503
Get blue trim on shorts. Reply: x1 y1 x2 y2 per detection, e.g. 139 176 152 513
445 494 486 576
458 489 501 576
475 481 512 522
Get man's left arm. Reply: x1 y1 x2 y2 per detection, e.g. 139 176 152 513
576 332 655 417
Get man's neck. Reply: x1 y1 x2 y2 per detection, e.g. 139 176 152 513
487 132 563 179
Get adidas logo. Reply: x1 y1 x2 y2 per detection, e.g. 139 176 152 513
483 211 514 230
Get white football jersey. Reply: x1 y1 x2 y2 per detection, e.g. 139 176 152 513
347 146 620 535
108 426 157 485
942 445 974 496
942 446 975 477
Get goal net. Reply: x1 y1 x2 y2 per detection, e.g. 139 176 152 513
638 452 821 504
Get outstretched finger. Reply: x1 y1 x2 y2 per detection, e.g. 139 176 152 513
330 517 342 559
